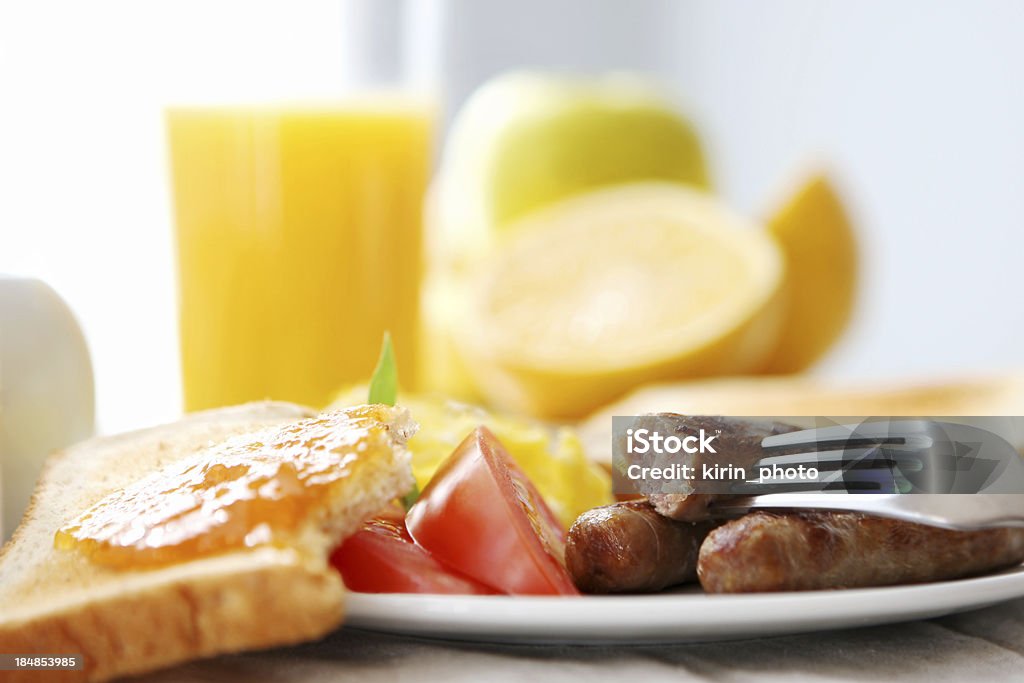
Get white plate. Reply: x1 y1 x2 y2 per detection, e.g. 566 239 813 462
347 565 1024 644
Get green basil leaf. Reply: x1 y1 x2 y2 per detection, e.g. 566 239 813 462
400 481 421 511
367 332 398 406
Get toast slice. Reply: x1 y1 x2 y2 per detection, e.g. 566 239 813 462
580 373 1024 464
0 401 414 682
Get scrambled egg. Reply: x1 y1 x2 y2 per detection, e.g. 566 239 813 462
331 387 612 527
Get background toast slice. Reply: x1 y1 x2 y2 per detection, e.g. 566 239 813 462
0 401 414 682
580 374 1024 464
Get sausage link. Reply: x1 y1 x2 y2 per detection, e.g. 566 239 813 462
698 510 1024 593
566 501 717 593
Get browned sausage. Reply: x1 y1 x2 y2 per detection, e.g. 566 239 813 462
698 510 1024 593
566 500 718 593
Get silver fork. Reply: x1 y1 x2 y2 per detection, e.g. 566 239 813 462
710 419 1024 531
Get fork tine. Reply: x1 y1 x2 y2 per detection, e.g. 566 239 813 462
727 474 895 495
756 447 924 471
760 420 936 452
739 461 902 494
708 493 1024 530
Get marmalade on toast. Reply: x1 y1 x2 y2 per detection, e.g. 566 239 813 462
55 405 406 569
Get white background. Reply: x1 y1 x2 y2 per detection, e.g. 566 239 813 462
2 0 1023 433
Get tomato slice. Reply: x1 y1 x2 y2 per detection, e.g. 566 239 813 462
406 427 578 595
331 514 497 595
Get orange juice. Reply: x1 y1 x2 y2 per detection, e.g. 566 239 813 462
167 104 432 411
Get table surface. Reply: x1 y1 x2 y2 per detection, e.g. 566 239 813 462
137 596 1024 682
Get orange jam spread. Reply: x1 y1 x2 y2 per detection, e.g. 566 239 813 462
55 405 404 569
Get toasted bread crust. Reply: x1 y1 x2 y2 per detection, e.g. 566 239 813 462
0 549 344 682
0 401 413 682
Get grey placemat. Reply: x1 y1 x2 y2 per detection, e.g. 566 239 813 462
138 597 1024 682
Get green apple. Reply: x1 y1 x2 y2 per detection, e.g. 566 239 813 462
433 71 710 258
421 72 711 400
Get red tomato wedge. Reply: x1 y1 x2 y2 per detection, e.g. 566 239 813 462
406 427 579 595
331 514 497 595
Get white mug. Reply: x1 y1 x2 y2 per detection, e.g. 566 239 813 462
0 277 94 541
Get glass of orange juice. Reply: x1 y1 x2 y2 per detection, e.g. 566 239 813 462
166 100 433 411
